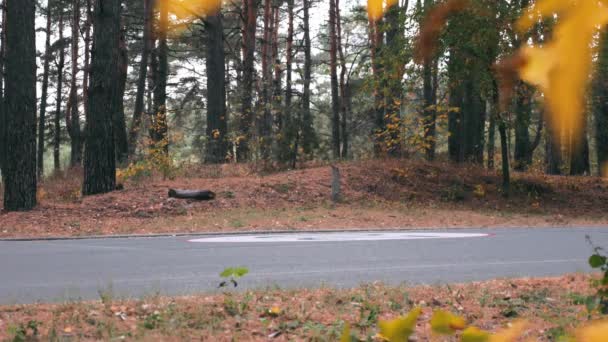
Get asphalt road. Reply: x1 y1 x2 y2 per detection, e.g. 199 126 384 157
0 228 607 305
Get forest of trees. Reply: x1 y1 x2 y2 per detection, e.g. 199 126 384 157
1 0 608 211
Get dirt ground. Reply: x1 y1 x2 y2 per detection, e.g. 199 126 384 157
0 274 598 341
1 159 608 238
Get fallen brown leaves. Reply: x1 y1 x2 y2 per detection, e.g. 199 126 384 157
0 274 596 341
1 159 608 238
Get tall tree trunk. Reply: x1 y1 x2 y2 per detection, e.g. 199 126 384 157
152 0 168 154
545 120 562 175
115 22 129 164
336 0 349 159
513 82 532 170
369 17 385 155
3 0 37 211
67 0 82 168
83 0 92 131
259 0 272 161
570 116 590 175
422 55 437 161
54 11 65 172
383 2 403 157
498 117 510 195
329 0 340 159
595 27 608 176
38 2 52 179
127 0 154 157
0 0 5 175
237 0 256 161
301 0 315 155
487 101 496 169
448 56 463 163
285 0 293 112
278 0 295 163
271 4 282 133
83 0 121 195
204 12 228 164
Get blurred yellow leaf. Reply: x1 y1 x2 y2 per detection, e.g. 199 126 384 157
461 326 490 342
378 307 421 342
516 0 608 140
576 320 608 342
430 310 466 335
340 323 352 342
368 0 399 21
488 321 527 342
164 0 221 20
267 306 281 317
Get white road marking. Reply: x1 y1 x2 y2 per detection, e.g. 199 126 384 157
188 232 490 243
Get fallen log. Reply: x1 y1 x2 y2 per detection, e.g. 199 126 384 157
168 189 216 200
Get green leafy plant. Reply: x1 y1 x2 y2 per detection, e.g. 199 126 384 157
218 267 249 288
8 320 40 342
586 236 608 314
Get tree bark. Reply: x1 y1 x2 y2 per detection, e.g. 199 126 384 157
595 27 608 176
487 102 496 169
271 4 282 133
423 55 437 160
152 0 168 154
513 82 532 170
336 0 349 159
38 2 52 179
0 0 5 175
83 0 121 196
67 0 83 168
329 0 340 160
258 0 273 161
127 0 154 157
301 0 315 155
237 0 256 162
114 21 129 165
83 0 92 132
499 117 510 195
204 12 228 164
545 119 562 175
3 0 37 211
570 118 590 175
54 11 65 172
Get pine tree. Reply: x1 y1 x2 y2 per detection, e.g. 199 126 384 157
2 0 38 211
82 0 122 195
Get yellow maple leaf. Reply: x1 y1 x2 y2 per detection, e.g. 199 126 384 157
430 310 467 335
516 0 608 141
378 307 421 342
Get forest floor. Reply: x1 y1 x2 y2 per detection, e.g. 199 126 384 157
0 274 598 341
1 158 608 238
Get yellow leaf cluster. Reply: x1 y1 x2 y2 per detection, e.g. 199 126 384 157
378 307 421 342
340 308 608 341
516 0 608 139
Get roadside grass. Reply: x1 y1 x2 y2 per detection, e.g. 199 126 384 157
0 274 598 341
